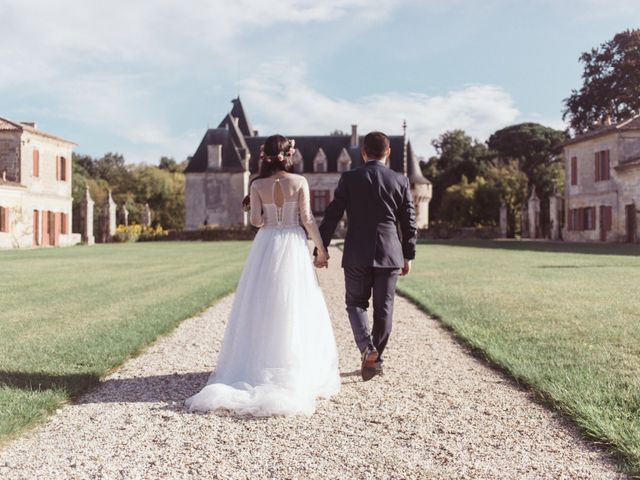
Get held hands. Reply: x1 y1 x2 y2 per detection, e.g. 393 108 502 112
314 249 330 269
401 259 412 276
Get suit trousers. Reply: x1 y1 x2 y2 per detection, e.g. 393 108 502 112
344 265 400 363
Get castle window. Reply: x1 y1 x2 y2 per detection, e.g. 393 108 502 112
313 148 328 173
594 150 610 181
311 190 331 214
33 149 40 177
337 148 352 173
0 206 9 232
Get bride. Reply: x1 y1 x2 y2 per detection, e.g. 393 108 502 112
185 134 341 416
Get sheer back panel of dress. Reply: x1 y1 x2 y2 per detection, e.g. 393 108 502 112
249 174 325 251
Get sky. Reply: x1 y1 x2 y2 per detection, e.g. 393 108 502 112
1 0 639 164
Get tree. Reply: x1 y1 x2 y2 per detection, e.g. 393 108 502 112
159 156 180 173
422 130 490 221
563 29 640 133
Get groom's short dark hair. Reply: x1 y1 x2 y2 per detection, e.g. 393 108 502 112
363 131 390 159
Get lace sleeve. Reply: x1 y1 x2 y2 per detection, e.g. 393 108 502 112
298 178 326 254
250 183 264 228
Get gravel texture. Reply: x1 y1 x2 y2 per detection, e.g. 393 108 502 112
0 246 627 479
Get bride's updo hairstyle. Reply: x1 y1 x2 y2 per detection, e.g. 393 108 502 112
242 134 296 210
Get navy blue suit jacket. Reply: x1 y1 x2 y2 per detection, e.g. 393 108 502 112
318 160 417 268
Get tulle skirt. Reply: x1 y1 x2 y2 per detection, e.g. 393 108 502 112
185 225 340 416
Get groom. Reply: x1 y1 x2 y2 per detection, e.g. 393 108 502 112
314 131 417 381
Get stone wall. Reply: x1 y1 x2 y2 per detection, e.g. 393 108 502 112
185 171 249 229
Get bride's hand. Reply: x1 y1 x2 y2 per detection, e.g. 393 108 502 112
314 249 329 268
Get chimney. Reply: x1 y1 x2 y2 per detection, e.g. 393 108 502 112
21 122 37 129
350 125 358 148
253 130 259 136
207 144 222 170
604 114 613 126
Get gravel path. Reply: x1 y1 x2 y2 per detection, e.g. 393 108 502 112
0 246 627 479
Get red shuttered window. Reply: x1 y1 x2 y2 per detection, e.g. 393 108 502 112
60 212 68 234
33 149 40 177
60 157 67 181
603 206 613 231
570 157 577 185
595 150 610 182
0 206 9 232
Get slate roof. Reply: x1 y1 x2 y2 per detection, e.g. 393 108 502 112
185 98 431 185
0 117 76 145
562 115 640 147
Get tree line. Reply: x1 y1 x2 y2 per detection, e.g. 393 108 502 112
423 28 640 236
72 153 186 232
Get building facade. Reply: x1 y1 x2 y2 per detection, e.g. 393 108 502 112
0 118 79 248
184 98 432 230
562 116 640 243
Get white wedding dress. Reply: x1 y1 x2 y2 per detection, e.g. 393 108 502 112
185 174 340 416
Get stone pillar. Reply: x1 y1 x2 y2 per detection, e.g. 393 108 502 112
528 187 540 239
499 201 508 238
141 203 152 227
80 187 95 245
106 190 117 238
122 206 129 227
549 193 561 240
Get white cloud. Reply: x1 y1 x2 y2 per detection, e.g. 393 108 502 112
240 62 520 157
0 0 406 163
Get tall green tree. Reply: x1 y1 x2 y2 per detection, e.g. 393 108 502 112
487 123 566 199
422 130 490 221
563 29 640 133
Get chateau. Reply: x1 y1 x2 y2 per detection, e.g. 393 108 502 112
0 118 79 249
184 98 432 230
562 116 640 242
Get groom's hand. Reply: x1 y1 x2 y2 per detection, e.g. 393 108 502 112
401 259 412 276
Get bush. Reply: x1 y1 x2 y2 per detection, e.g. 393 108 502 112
113 224 168 243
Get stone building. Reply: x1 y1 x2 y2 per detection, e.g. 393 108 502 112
184 98 432 230
562 115 640 242
0 117 80 248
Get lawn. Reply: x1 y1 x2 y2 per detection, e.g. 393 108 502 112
398 240 640 475
0 241 251 443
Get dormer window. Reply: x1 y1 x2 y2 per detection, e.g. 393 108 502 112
291 150 304 173
207 144 222 170
337 148 352 173
313 148 328 173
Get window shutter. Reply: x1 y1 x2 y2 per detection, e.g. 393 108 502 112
33 150 39 177
0 207 5 232
604 150 610 180
594 152 600 181
570 157 577 185
56 156 60 181
568 209 573 231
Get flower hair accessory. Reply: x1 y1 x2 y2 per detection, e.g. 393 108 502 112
260 139 296 163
